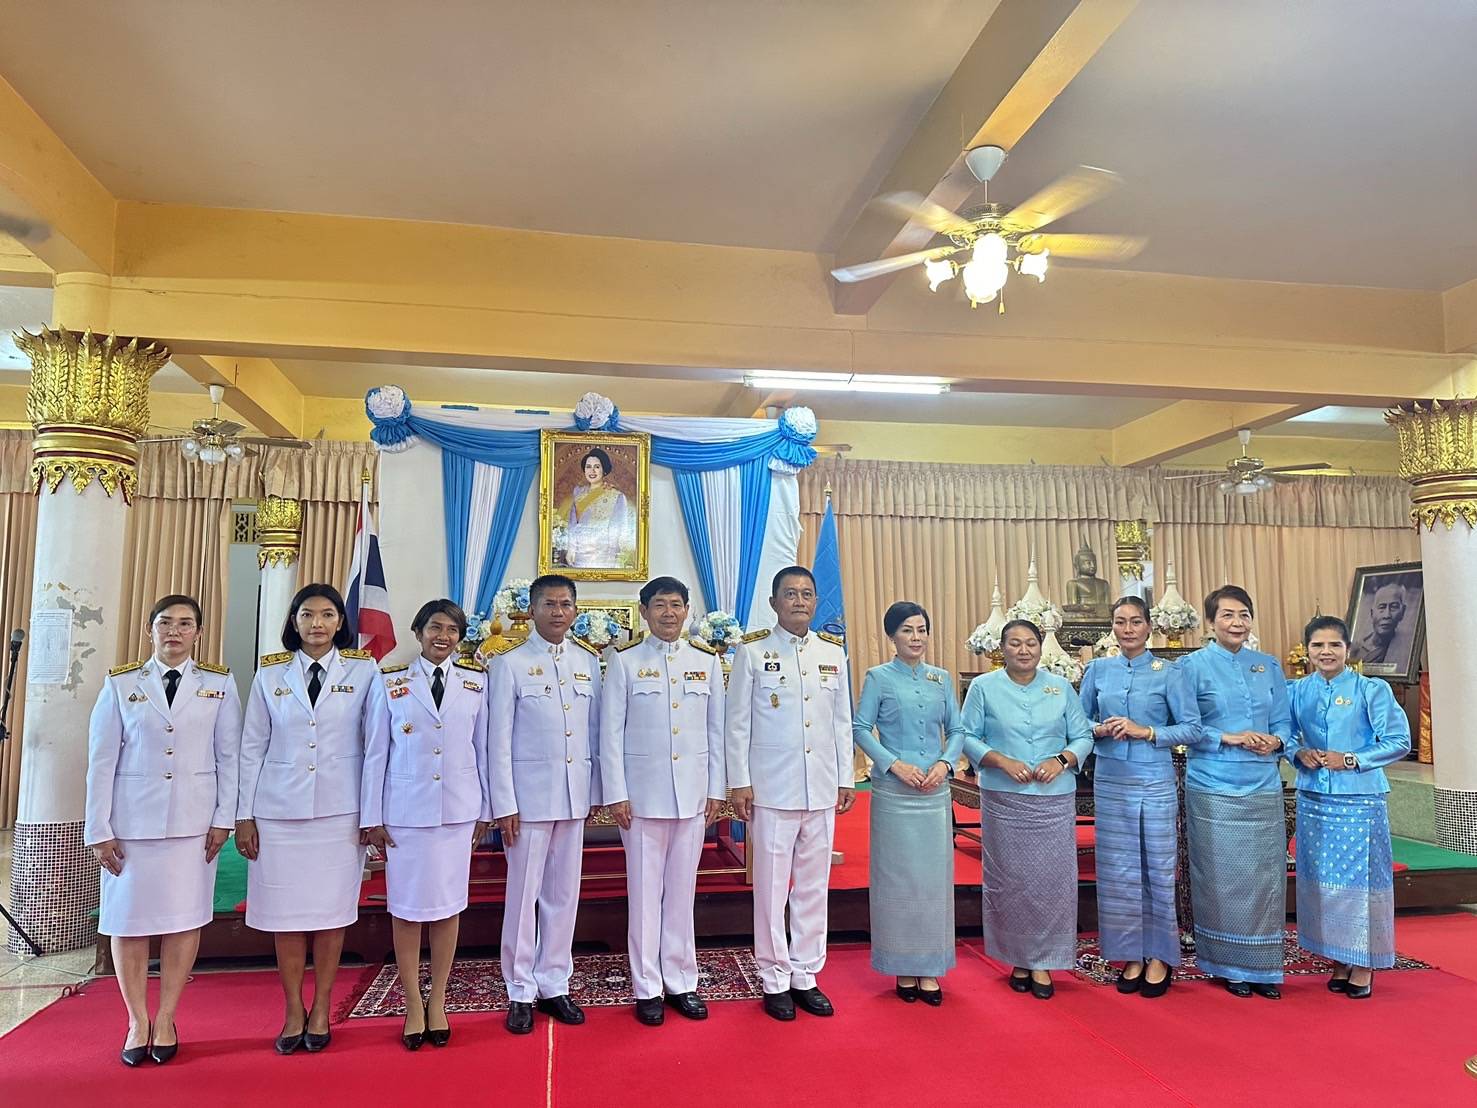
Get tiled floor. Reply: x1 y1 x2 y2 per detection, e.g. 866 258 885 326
0 828 98 1036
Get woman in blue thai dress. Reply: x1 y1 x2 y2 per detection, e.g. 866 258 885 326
852 602 966 1005
1289 615 1411 999
961 619 1095 1000
1077 596 1197 998
1176 585 1295 999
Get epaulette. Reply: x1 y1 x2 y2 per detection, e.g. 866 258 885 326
340 647 373 661
571 637 601 657
380 662 409 674
485 638 521 656
742 628 770 643
689 639 720 656
259 651 293 667
817 631 846 648
196 661 230 676
109 659 146 677
614 632 646 653
453 656 485 673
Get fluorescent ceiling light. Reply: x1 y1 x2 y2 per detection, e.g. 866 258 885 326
743 371 950 396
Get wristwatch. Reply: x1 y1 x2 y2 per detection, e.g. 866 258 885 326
1343 752 1359 770
1055 753 1071 769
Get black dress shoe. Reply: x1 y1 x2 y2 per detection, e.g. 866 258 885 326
895 979 919 1003
634 997 665 1025
1116 967 1144 994
121 1023 151 1068
1008 968 1032 993
303 1029 332 1052
273 1031 305 1055
1344 976 1373 1000
505 1002 534 1035
149 1022 179 1065
917 983 943 1007
535 995 585 1025
1222 979 1252 998
1140 969 1173 999
1327 971 1350 993
402 1027 425 1051
1250 983 1281 1000
1030 977 1055 1000
789 986 834 1017
665 992 708 1020
761 991 796 1021
426 1025 452 1048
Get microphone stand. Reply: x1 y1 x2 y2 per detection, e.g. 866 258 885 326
0 635 43 955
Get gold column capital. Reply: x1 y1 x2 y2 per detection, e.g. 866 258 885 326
257 495 302 568
17 327 169 504
1114 519 1149 580
1386 399 1477 530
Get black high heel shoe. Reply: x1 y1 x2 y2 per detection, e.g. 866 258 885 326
1327 965 1351 993
149 1020 179 1065
917 982 943 1007
1345 972 1373 1000
402 1017 425 1052
120 1021 151 1068
1030 974 1055 1000
895 978 919 1003
1008 968 1032 993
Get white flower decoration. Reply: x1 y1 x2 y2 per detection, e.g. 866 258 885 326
780 406 818 437
574 392 616 430
366 385 408 420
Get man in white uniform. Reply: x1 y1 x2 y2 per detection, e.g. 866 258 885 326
727 565 854 1021
601 576 726 1026
487 574 603 1035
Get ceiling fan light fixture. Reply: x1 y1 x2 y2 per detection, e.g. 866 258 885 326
961 257 1008 305
923 257 956 292
1018 249 1049 282
225 441 246 460
963 144 1007 184
198 442 227 465
973 232 1008 267
179 438 200 459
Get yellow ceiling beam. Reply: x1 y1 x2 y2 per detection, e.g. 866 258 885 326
0 230 52 288
1110 401 1316 467
1442 276 1477 355
829 0 1138 315
0 73 116 275
169 354 303 439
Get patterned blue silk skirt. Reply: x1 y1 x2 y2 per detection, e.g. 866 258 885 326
1294 791 1395 969
980 790 1078 971
867 774 957 976
1185 788 1287 984
1093 771 1181 965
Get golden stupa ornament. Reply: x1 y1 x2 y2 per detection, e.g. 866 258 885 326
1114 519 1149 581
16 327 169 504
256 496 303 568
1386 398 1477 530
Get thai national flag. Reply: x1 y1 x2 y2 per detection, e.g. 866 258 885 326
344 480 396 660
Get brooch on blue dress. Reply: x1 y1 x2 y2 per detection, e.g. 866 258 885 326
926 672 942 683
1334 695 1351 706
1250 664 1266 673
1151 660 1164 671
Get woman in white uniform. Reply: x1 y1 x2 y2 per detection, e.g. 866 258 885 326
363 599 492 1050
86 594 241 1067
236 583 377 1055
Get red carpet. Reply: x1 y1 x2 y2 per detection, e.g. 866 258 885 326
5 934 1476 1106
1385 909 1477 983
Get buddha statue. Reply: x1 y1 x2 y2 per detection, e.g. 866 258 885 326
1063 540 1112 619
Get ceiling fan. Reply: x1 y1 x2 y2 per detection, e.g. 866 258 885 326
1164 429 1331 495
830 144 1147 309
139 383 312 464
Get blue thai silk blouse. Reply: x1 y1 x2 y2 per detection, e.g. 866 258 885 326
851 659 966 785
1288 668 1411 796
1177 641 1295 796
960 668 1095 797
1077 650 1199 783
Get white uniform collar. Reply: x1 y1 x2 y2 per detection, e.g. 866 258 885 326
648 634 683 656
531 627 567 655
298 647 338 677
774 624 811 647
149 655 193 677
418 654 451 680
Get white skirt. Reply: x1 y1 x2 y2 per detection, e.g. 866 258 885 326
246 813 366 932
99 835 216 938
385 822 475 922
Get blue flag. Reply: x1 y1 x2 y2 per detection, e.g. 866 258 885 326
812 496 846 644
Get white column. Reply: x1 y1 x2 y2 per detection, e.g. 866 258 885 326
1389 400 1477 854
254 496 301 657
9 325 167 953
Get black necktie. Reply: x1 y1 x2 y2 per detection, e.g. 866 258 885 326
431 666 444 709
308 661 324 706
163 668 181 707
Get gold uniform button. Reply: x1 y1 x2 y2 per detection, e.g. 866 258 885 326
309 720 316 727
804 695 810 702
566 756 573 763
671 677 677 686
164 748 174 756
308 765 316 772
804 720 811 727
165 725 174 733
672 727 680 735
433 747 442 755
672 701 680 709
432 773 441 781
805 747 812 754
435 722 443 729
163 771 173 780
308 741 316 749
560 679 566 686
672 754 680 761
565 730 573 737
564 704 571 711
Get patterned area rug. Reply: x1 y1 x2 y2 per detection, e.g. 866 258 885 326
346 947 765 1018
1072 929 1432 985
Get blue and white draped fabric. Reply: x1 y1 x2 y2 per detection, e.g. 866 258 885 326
365 391 817 625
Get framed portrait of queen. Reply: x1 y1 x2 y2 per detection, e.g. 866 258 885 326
538 429 650 581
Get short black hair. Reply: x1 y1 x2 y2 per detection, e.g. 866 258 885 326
1204 584 1255 623
771 565 815 597
530 574 577 605
282 583 355 651
580 448 614 477
1304 615 1350 646
639 576 689 607
150 594 202 627
412 598 468 638
883 601 929 637
1000 618 1043 645
1111 596 1150 620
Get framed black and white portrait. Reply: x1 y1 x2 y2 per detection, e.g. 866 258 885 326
1345 562 1424 683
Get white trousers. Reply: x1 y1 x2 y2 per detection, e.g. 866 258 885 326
751 804 836 994
620 814 706 998
501 818 584 1004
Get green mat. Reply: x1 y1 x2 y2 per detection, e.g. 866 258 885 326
1392 836 1477 872
213 847 248 912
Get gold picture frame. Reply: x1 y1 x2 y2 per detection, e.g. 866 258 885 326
576 599 642 648
538 429 650 581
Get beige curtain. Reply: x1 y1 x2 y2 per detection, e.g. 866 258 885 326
268 442 379 592
0 431 37 827
298 501 361 590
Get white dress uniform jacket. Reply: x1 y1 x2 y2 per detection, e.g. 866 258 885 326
726 627 853 810
487 630 604 822
599 633 725 819
362 655 492 828
238 648 379 820
86 657 241 844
